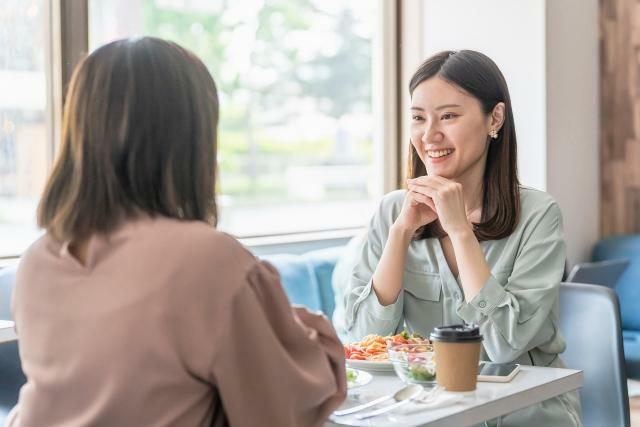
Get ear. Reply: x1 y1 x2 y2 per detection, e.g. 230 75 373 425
489 102 506 132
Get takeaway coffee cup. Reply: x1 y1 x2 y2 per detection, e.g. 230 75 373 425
430 324 483 392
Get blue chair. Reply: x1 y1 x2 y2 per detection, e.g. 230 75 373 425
260 253 324 313
300 247 345 318
0 266 25 424
261 245 344 318
592 235 640 377
559 282 630 427
566 259 630 289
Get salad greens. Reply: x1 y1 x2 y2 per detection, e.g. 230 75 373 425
408 365 436 381
399 330 425 340
346 368 359 384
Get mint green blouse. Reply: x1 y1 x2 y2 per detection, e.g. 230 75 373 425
344 187 581 426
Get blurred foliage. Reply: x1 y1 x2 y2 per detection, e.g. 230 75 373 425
0 0 45 71
141 0 372 198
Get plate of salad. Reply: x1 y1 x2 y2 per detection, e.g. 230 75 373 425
343 331 430 372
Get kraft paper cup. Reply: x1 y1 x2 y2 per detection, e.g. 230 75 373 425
430 324 482 392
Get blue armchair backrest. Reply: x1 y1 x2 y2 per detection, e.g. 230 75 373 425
261 246 344 318
593 235 640 330
301 247 344 318
0 266 17 321
260 253 324 313
0 266 25 423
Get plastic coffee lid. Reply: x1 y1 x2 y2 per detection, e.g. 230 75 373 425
430 324 483 342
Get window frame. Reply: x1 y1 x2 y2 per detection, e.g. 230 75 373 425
2 0 406 260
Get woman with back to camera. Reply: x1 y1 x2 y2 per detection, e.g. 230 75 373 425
344 50 581 426
7 37 346 427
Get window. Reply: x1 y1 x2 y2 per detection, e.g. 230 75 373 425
0 0 51 257
0 0 398 258
89 0 384 238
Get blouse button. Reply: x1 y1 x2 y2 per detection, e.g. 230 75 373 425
478 300 487 308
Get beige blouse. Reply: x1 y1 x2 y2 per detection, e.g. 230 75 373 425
8 216 346 427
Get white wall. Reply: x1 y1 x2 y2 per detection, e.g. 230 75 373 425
545 0 599 266
422 0 547 191
415 0 599 266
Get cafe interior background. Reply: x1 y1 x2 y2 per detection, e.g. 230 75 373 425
2 0 640 425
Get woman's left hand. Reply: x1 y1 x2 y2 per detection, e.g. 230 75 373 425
406 176 473 237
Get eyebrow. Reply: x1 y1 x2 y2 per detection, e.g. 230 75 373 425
411 104 463 111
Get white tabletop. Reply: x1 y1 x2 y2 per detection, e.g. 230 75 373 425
0 320 17 344
326 365 583 427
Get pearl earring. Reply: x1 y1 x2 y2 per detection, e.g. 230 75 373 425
489 129 498 139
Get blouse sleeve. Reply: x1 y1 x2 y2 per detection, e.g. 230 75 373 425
211 260 346 427
344 194 405 341
456 201 566 363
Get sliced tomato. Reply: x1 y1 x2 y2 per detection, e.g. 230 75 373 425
343 345 353 358
349 354 367 360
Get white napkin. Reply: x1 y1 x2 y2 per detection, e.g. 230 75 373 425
396 387 466 415
628 379 640 398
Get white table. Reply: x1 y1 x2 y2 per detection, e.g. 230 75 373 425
327 366 583 427
0 320 17 344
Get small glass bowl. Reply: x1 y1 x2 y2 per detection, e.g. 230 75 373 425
387 343 436 385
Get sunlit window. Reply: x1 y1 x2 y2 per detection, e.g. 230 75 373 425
0 0 49 257
89 0 382 237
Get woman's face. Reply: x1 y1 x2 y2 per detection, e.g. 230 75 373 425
410 76 494 182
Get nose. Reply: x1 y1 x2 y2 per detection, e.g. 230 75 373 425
420 122 443 145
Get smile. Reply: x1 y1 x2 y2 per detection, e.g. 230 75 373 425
427 149 454 158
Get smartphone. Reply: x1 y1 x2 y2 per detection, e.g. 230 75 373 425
477 362 520 382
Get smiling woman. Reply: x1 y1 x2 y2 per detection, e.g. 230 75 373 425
344 50 582 426
407 51 519 242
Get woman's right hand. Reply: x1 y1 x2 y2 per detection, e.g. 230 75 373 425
393 189 438 234
371 190 437 306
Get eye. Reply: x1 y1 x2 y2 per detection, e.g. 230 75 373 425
441 113 458 120
412 115 424 121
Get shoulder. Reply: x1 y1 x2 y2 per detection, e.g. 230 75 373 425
120 217 259 287
16 234 55 278
380 189 406 209
517 186 563 231
149 216 256 266
20 234 51 261
373 189 406 224
149 216 240 247
363 190 406 241
519 187 562 217
519 186 557 209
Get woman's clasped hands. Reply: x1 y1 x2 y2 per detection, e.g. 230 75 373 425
398 176 477 237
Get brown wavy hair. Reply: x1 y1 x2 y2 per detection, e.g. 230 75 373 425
38 37 219 242
409 50 520 241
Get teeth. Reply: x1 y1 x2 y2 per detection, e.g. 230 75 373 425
427 149 453 158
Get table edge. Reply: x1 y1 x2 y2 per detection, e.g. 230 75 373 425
422 369 584 427
0 321 17 344
326 368 584 427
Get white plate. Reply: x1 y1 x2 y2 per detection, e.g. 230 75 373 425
347 368 373 389
346 358 394 372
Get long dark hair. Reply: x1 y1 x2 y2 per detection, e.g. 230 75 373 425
409 50 520 241
38 37 219 242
